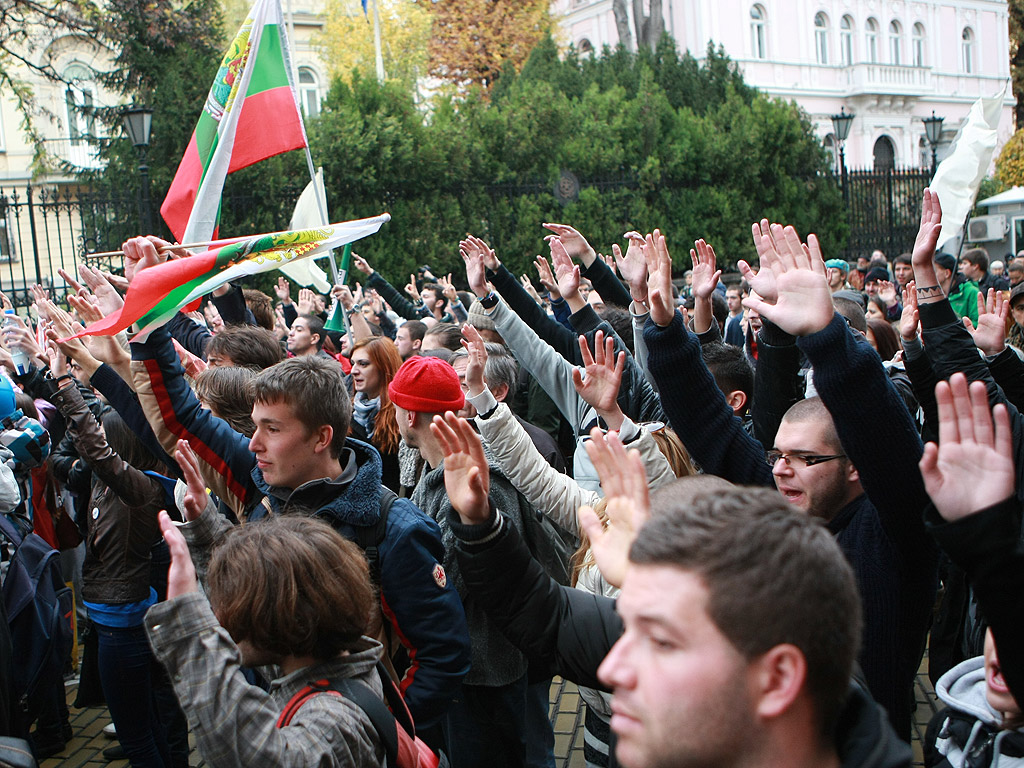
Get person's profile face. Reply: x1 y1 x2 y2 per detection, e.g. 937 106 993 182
248 400 322 490
598 564 754 768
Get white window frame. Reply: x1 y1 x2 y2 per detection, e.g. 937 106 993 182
298 66 321 118
815 12 829 65
840 16 854 66
865 18 879 63
750 5 767 60
889 20 902 65
912 22 925 67
962 27 975 74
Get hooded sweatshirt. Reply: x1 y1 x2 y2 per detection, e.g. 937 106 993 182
928 657 1024 767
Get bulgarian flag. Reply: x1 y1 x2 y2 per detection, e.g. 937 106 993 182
70 214 391 339
160 0 307 242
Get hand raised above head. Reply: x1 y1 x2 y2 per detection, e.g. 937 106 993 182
919 373 1014 521
741 227 834 338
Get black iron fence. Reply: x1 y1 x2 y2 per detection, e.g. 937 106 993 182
840 165 933 260
1 167 932 311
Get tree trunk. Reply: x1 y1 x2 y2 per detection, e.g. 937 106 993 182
612 0 634 51
647 0 663 50
632 0 647 50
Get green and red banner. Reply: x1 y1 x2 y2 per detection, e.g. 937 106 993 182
69 215 391 339
160 0 307 243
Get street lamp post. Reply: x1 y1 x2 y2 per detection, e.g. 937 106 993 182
923 111 944 175
122 105 154 235
830 107 855 202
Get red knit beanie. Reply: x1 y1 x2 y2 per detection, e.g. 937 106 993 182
388 355 466 413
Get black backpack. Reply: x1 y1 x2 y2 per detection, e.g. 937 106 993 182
0 515 73 739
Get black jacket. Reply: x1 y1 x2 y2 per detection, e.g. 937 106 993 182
451 508 912 768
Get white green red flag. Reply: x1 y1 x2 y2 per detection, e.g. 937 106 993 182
70 214 391 339
160 0 307 242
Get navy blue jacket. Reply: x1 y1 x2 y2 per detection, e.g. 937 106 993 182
130 327 471 728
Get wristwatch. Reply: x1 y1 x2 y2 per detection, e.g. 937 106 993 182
479 291 499 310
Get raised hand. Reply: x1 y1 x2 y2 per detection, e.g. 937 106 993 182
877 279 900 308
460 238 490 298
690 239 722 301
738 219 779 303
274 276 292 304
57 268 87 299
159 510 199 599
431 412 491 524
543 222 597 265
533 255 558 296
919 372 1014 521
549 237 582 302
174 440 209 522
964 287 1009 357
461 324 488 398
572 330 625 429
2 313 45 365
438 273 459 305
122 236 178 284
643 229 676 327
78 264 125 315
331 284 356 311
352 253 373 275
741 226 834 337
100 271 129 294
899 282 920 342
519 273 543 305
296 287 316 316
403 274 421 303
613 231 649 304
577 428 650 588
460 234 500 271
43 306 92 368
68 294 128 368
911 190 943 301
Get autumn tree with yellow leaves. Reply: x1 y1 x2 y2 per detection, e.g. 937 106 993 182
427 0 550 90
319 0 432 89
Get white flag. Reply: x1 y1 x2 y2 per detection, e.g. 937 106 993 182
930 81 1009 248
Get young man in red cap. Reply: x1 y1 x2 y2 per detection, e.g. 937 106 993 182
389 354 547 768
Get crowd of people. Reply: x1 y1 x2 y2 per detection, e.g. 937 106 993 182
0 189 1021 768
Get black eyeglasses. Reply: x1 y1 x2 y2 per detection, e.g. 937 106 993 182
765 451 846 468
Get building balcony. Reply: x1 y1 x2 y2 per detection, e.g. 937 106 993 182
843 63 933 97
40 138 106 171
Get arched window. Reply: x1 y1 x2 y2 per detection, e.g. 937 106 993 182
912 22 925 67
815 12 829 65
63 62 95 145
962 27 975 73
840 16 854 66
298 67 320 118
889 20 902 65
865 18 879 63
578 38 594 55
823 133 838 169
750 5 767 59
873 136 896 171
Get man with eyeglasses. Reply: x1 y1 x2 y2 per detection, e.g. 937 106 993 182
642 224 936 744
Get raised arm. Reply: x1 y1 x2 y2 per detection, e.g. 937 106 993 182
642 230 773 486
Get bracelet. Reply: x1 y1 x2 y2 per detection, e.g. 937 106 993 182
53 373 75 387
480 291 500 310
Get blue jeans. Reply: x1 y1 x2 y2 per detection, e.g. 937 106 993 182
95 622 170 768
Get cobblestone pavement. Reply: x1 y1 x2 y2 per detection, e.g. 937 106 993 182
43 666 939 767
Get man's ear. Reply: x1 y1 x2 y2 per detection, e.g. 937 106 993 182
412 338 422 352
726 390 747 415
492 383 510 403
749 644 806 721
312 424 333 454
845 460 860 486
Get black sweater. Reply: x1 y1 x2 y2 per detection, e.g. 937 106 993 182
644 312 938 740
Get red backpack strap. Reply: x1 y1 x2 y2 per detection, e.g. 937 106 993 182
276 680 341 728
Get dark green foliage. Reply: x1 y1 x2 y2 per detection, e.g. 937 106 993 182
309 35 844 282
86 30 844 287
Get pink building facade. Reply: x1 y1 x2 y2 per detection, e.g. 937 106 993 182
553 0 1016 170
